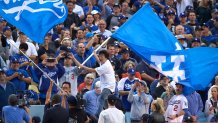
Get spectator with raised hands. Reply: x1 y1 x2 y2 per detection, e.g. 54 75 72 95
128 80 150 123
35 53 65 104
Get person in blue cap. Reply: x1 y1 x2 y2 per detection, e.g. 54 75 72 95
5 57 31 91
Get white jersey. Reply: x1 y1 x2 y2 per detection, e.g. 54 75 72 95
165 94 188 123
59 66 79 96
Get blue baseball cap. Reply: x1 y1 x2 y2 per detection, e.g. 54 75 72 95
0 68 5 73
128 68 136 75
67 95 77 106
202 23 209 28
118 14 128 20
85 32 94 38
10 57 19 63
179 12 186 18
3 26 11 33
167 10 175 15
185 5 194 11
192 37 200 43
164 5 170 10
133 1 142 10
101 35 108 40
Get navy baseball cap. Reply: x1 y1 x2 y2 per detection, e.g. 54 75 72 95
133 1 142 10
167 10 175 15
179 12 186 18
164 5 170 10
101 35 108 40
67 95 77 106
192 37 200 43
185 5 194 11
0 68 5 73
128 68 136 75
212 9 218 13
10 57 19 63
3 26 11 33
215 16 218 21
114 42 120 48
118 14 128 20
202 23 209 28
120 48 130 54
113 3 120 8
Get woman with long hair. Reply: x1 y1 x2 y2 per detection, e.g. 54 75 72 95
205 86 218 121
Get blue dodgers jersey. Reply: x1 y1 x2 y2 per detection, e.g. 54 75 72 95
122 79 135 111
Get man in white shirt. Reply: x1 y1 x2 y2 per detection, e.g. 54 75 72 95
98 94 125 123
12 32 38 60
80 50 116 117
94 19 112 37
165 83 188 123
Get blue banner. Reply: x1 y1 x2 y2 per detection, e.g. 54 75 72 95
0 0 67 44
112 3 218 94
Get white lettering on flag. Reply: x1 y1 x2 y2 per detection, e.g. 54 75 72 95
151 55 186 82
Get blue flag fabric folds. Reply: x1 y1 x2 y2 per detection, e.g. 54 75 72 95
112 3 183 52
0 0 67 44
112 3 218 94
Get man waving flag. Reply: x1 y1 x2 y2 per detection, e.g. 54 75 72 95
0 0 67 44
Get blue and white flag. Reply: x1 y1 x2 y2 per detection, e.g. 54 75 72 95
112 3 218 94
0 0 67 44
112 3 183 52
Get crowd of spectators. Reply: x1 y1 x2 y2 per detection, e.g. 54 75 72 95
0 0 218 123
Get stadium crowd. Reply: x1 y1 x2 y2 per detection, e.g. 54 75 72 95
0 0 218 123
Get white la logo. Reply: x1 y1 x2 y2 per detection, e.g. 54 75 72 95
2 0 66 21
151 55 186 82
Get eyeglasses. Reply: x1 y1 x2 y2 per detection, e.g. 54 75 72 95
86 77 94 80
12 62 19 64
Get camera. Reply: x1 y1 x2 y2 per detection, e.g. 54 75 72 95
46 58 55 63
184 116 193 122
213 102 217 107
17 90 39 108
17 90 31 108
75 93 86 109
18 72 23 77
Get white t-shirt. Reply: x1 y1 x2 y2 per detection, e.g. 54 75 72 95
94 29 112 37
165 94 188 123
59 66 79 96
98 106 125 123
117 77 140 91
12 41 38 57
95 60 116 92
73 4 84 17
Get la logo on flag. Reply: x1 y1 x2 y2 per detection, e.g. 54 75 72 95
151 55 186 82
0 0 67 44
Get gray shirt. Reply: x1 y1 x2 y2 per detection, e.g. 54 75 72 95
128 89 150 120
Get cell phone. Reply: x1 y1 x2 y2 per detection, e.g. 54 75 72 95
213 102 217 107
46 58 55 63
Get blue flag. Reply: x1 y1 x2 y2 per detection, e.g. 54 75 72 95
112 3 218 94
112 3 183 52
0 0 67 44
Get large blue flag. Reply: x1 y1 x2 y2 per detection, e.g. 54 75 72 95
112 3 218 94
0 0 67 44
112 3 183 52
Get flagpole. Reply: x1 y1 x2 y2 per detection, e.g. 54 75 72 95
81 37 111 65
7 39 63 91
